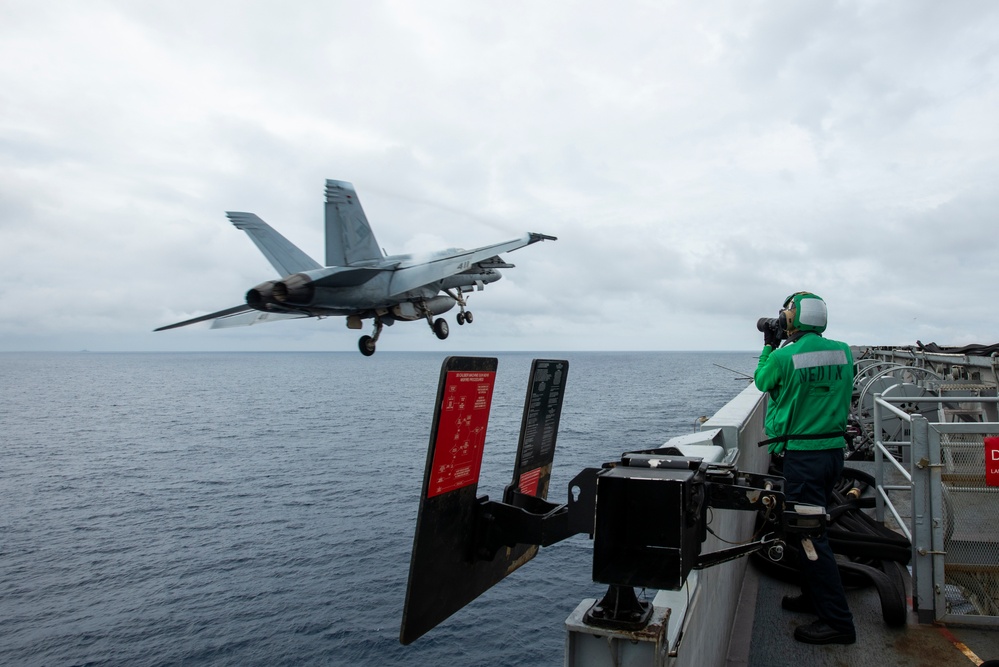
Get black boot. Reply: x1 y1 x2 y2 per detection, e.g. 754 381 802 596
794 620 856 645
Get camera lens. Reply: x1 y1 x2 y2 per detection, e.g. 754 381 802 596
757 318 776 332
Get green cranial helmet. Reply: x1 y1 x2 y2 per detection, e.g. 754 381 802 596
782 291 827 334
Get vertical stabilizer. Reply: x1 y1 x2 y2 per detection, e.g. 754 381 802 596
325 180 384 266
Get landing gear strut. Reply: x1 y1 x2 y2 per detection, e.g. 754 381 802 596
417 300 450 341
445 288 473 326
358 317 383 356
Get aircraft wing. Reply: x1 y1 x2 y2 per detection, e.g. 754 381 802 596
387 232 555 297
226 212 323 276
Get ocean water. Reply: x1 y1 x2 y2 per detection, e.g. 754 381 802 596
0 351 755 666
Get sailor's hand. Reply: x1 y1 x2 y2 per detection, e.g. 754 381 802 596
763 330 780 349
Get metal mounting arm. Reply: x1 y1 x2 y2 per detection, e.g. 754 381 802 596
693 466 789 571
694 467 827 570
695 533 785 570
472 468 600 561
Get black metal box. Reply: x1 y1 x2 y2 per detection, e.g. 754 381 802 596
592 466 702 590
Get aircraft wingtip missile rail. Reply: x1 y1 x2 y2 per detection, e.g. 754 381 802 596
528 232 558 243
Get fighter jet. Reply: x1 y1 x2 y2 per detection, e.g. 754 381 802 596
155 179 556 355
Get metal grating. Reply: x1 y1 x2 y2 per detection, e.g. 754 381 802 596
940 436 999 618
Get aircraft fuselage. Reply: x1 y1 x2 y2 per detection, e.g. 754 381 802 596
247 266 502 319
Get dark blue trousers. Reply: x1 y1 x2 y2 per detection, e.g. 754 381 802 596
782 448 855 633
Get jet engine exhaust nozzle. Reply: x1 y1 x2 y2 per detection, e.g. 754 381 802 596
272 273 315 305
246 281 278 309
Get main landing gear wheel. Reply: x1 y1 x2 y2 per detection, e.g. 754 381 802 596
358 335 376 356
433 318 449 340
358 317 383 356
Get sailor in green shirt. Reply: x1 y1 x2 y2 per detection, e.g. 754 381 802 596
754 291 856 645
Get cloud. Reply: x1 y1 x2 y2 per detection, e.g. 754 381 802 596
2 0 998 352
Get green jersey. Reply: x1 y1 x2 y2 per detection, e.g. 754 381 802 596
754 332 854 453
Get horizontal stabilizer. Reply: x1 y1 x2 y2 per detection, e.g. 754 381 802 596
227 212 323 277
154 305 255 331
210 311 310 328
155 305 311 332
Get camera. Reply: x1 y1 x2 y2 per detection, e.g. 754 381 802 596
757 317 786 343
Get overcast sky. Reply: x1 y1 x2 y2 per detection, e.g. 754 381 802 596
1 0 997 353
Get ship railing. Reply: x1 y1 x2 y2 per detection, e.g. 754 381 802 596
872 393 999 628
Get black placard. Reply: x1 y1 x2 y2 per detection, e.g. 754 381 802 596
505 359 569 503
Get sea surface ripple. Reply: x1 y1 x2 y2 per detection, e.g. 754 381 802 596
0 351 755 666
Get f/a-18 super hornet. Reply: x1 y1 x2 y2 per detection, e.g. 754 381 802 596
155 179 556 355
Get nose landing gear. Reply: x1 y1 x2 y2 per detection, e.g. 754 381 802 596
445 288 473 327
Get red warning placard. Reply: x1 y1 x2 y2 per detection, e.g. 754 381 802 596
986 437 999 487
427 370 496 498
517 467 542 496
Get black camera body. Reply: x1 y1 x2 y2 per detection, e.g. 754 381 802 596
757 317 786 343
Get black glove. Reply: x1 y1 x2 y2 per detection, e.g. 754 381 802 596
764 329 781 349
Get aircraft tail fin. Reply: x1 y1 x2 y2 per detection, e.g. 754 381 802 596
325 180 384 266
226 212 323 277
